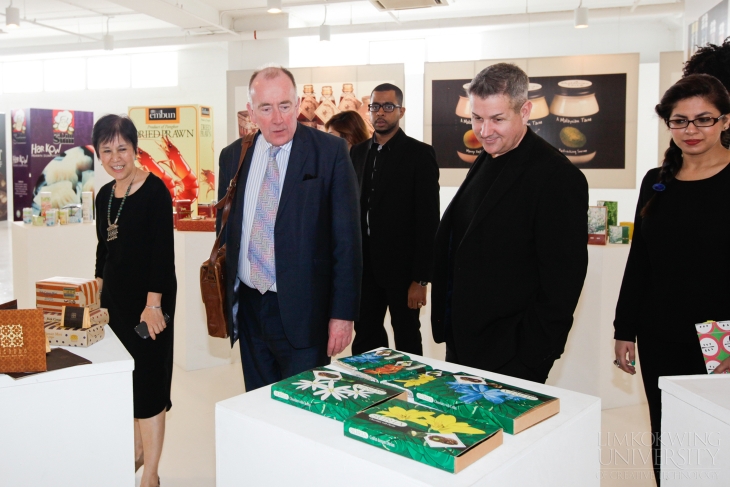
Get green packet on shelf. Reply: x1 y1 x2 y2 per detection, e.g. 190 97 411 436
334 348 410 371
409 372 560 435
380 369 455 400
270 367 407 422
344 398 503 473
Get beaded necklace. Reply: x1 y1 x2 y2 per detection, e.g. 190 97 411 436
107 169 136 242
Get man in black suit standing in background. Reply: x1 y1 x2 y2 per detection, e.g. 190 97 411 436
431 64 588 383
350 83 440 355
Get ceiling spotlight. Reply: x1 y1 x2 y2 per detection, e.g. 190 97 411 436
574 3 588 29
103 34 114 51
5 5 19 30
267 0 282 14
319 24 330 42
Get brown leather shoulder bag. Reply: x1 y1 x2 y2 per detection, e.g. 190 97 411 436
200 133 255 338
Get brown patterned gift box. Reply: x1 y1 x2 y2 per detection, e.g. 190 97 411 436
0 309 47 373
43 307 110 328
176 217 216 232
35 277 100 313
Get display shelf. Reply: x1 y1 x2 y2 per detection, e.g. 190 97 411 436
216 352 601 486
0 326 135 487
10 221 97 309
547 243 647 410
659 375 730 486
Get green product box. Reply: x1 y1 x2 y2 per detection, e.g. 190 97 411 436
410 372 560 434
598 200 618 227
344 398 503 473
270 368 407 422
608 225 630 244
335 348 409 372
381 369 455 400
695 320 730 373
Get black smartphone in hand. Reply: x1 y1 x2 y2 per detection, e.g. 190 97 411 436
135 313 171 339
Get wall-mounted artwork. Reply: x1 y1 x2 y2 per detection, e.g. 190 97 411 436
425 54 640 189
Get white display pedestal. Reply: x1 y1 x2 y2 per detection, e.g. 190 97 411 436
10 221 97 309
173 230 232 371
659 375 730 486
0 326 135 487
547 244 647 410
215 353 601 486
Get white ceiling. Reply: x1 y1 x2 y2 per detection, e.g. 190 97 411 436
0 0 684 55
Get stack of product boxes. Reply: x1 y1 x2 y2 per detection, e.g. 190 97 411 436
268 348 560 474
36 277 109 347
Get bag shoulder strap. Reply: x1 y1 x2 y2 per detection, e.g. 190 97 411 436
208 132 256 265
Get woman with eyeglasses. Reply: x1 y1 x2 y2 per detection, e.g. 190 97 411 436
613 73 730 485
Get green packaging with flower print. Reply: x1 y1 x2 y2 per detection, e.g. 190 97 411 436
380 369 455 400
270 368 407 422
344 398 503 473
409 373 560 435
335 348 410 371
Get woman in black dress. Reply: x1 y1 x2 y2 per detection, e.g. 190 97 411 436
614 74 730 485
94 114 175 487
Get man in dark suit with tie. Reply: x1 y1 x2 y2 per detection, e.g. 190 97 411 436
431 63 588 383
216 67 362 391
350 83 440 355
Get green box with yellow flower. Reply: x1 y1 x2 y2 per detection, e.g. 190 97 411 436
344 398 503 473
380 369 454 400
334 348 411 371
270 368 407 422
409 373 560 435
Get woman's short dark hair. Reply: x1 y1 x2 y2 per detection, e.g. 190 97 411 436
642 74 730 217
92 114 138 155
325 111 371 148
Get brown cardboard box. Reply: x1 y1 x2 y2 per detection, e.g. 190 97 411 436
36 277 99 313
176 217 215 232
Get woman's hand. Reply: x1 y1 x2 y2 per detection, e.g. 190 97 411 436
614 340 637 375
713 356 730 374
140 292 165 340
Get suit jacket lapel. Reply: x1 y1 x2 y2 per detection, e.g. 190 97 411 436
462 128 536 243
277 123 309 216
233 131 260 229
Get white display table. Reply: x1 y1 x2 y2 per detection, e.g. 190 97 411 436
215 353 601 486
0 326 135 487
173 230 232 370
659 375 730 486
10 221 97 309
547 244 647 410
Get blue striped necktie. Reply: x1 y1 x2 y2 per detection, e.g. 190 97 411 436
249 146 281 293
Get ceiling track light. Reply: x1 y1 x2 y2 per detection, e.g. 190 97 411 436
5 2 20 30
267 0 282 14
319 24 330 42
574 2 588 29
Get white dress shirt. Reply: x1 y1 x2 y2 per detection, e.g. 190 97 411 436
237 135 293 292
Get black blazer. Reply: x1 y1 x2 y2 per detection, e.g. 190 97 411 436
431 127 588 372
216 124 362 348
350 128 440 285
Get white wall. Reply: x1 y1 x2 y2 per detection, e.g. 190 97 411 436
2 42 229 218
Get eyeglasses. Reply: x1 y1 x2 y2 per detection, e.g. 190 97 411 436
368 103 402 113
666 115 726 129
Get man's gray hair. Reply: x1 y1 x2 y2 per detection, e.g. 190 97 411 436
468 63 529 111
248 65 297 102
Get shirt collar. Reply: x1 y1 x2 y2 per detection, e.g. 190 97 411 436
261 136 293 156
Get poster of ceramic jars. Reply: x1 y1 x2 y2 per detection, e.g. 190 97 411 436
0 113 7 221
128 105 215 216
686 0 728 59
10 109 94 221
228 65 406 144
425 54 639 189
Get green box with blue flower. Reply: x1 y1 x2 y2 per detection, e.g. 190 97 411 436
344 398 503 473
270 368 407 422
409 373 560 434
334 348 410 371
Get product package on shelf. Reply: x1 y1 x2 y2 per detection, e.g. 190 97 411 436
43 307 109 327
597 200 618 227
44 322 105 347
270 367 407 422
10 108 94 222
129 105 214 217
334 348 410 372
0 309 47 373
587 206 608 245
380 369 455 400
608 225 630 244
176 217 215 232
35 277 99 313
409 373 560 435
344 398 503 473
695 320 730 373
